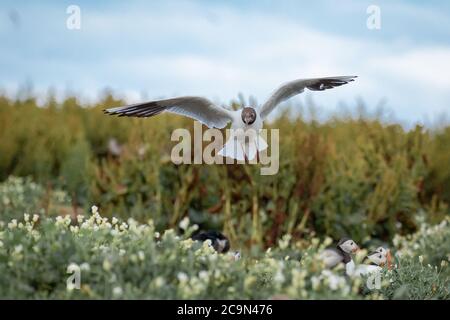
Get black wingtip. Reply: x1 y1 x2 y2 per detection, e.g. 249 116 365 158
103 108 120 116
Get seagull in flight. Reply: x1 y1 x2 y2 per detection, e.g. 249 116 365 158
104 76 357 160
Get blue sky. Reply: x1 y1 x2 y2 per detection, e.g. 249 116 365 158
1 0 450 126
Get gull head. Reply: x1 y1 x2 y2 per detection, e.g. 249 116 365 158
241 107 257 125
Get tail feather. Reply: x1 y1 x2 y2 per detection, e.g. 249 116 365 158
256 134 268 151
219 134 268 161
244 141 257 161
218 136 246 161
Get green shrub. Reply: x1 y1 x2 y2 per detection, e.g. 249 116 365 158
0 208 448 299
1 93 449 246
0 176 71 222
376 217 450 299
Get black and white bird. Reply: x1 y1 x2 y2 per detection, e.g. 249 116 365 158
191 230 230 253
348 248 389 277
104 76 357 160
320 237 359 274
372 246 393 269
369 247 388 263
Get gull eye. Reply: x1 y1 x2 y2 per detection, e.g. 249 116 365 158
350 242 354 245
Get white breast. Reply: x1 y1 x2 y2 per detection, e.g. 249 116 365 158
345 259 356 276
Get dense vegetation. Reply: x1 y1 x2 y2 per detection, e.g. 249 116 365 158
1 93 449 249
1 92 449 299
0 203 448 299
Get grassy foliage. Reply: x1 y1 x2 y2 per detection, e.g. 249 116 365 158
0 205 448 299
0 93 449 248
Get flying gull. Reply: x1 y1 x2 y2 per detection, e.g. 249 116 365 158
104 76 357 160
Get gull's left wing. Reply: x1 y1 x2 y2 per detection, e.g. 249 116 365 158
259 76 357 120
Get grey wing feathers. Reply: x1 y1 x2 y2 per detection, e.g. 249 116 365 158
104 96 234 129
260 76 357 120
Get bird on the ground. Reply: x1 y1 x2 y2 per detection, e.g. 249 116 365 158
373 246 394 269
319 237 359 274
349 250 387 277
191 230 230 253
104 76 357 160
348 246 394 277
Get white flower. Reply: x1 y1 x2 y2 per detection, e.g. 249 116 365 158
177 272 188 283
138 251 145 261
14 244 23 254
112 217 119 225
112 286 123 297
32 214 39 222
278 234 291 250
419 255 424 264
119 223 128 231
154 277 165 288
321 270 345 291
76 215 84 224
203 239 213 248
8 219 18 229
323 237 333 247
273 271 285 284
80 263 90 271
103 259 112 271
55 216 64 226
178 217 190 230
312 276 323 291
23 213 30 222
198 271 209 280
91 205 98 214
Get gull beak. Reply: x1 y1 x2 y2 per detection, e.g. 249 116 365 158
352 246 360 253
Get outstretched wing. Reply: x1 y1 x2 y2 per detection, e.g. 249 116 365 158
104 96 234 129
259 76 357 120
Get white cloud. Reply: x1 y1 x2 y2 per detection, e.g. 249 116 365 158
0 1 449 125
371 47 450 91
